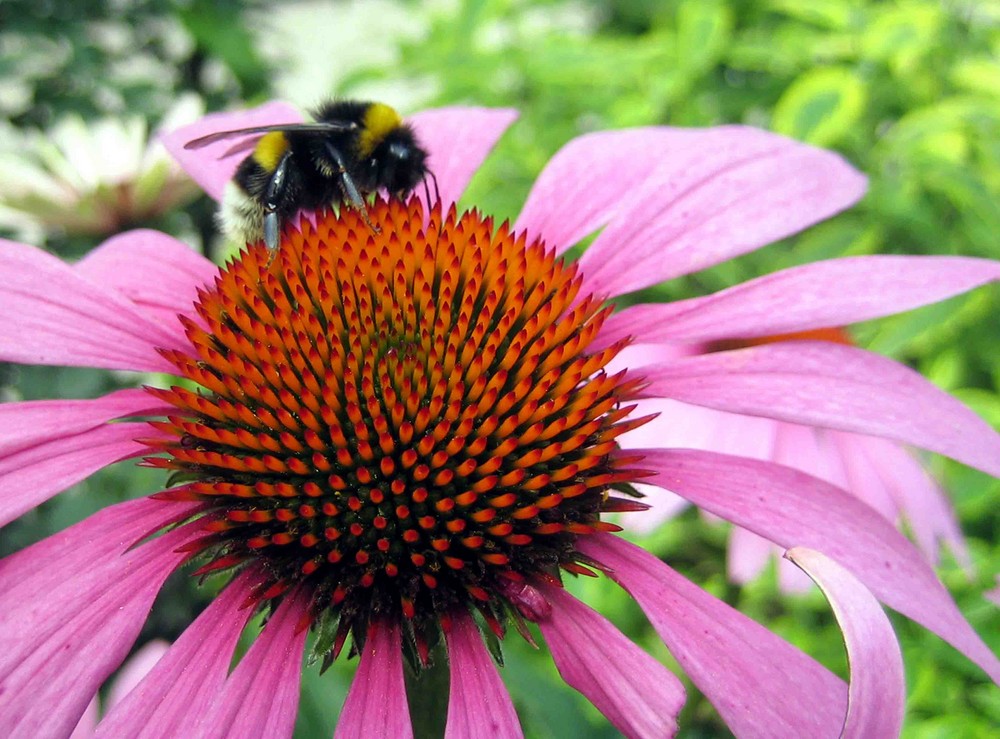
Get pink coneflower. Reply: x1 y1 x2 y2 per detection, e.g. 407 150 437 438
617 328 972 592
1 103 998 738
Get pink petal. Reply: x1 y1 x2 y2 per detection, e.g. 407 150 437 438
985 579 1000 607
191 587 310 739
444 610 522 739
599 255 1000 345
161 101 303 201
786 548 906 739
634 448 1000 683
95 570 263 738
0 498 199 738
105 640 171 710
0 238 184 372
841 435 970 572
0 388 157 456
640 341 1000 477
575 127 866 297
514 128 684 253
790 427 893 520
69 698 99 739
617 482 689 535
727 525 777 586
0 421 153 527
535 582 685 738
334 620 412 739
76 229 218 329
577 533 847 738
408 107 519 213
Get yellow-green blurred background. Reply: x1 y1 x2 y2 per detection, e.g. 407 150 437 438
1 1 998 736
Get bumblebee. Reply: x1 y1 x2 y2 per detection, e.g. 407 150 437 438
184 100 433 250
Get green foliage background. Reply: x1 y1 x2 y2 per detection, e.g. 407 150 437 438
1 0 998 736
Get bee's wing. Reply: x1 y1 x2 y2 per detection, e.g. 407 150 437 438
183 121 358 150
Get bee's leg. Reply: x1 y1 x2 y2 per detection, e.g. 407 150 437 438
421 170 441 209
263 152 292 252
323 142 380 234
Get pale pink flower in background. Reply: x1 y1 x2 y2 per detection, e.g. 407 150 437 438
70 640 169 738
1 102 998 738
615 330 970 592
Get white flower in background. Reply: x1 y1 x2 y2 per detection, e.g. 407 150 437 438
0 94 204 241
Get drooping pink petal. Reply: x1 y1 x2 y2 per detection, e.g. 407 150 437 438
574 127 867 297
578 533 845 737
0 388 158 456
408 107 518 213
69 697 99 739
444 610 522 739
188 587 310 739
535 582 685 739
633 448 1000 683
598 255 1000 345
0 239 185 372
161 101 303 201
334 620 412 739
0 421 154 527
69 641 168 736
514 128 685 253
0 498 200 738
76 229 218 328
104 640 171 710
840 435 970 572
786 548 906 739
640 341 1000 477
94 570 264 738
727 525 780 587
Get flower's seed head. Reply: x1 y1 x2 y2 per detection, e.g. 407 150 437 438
148 198 649 660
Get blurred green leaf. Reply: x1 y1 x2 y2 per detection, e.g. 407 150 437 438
772 66 866 146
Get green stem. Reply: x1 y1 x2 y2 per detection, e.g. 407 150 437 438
405 644 450 739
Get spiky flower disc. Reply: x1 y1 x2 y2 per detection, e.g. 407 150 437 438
147 198 648 657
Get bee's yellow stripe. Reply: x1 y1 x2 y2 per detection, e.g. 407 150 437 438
253 131 290 172
357 103 403 158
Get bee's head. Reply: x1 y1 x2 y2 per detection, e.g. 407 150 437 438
371 126 429 196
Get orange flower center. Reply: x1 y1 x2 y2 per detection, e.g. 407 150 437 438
146 199 648 658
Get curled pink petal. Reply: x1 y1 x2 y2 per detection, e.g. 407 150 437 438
515 128 683 252
640 341 1000 477
334 620 412 739
408 107 518 213
191 587 310 739
0 499 199 738
0 238 184 372
0 421 152 527
599 255 1000 345
444 610 522 739
535 582 685 739
576 127 867 297
786 548 906 739
161 101 303 201
95 570 264 738
76 229 219 328
578 533 846 738
634 448 1000 683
